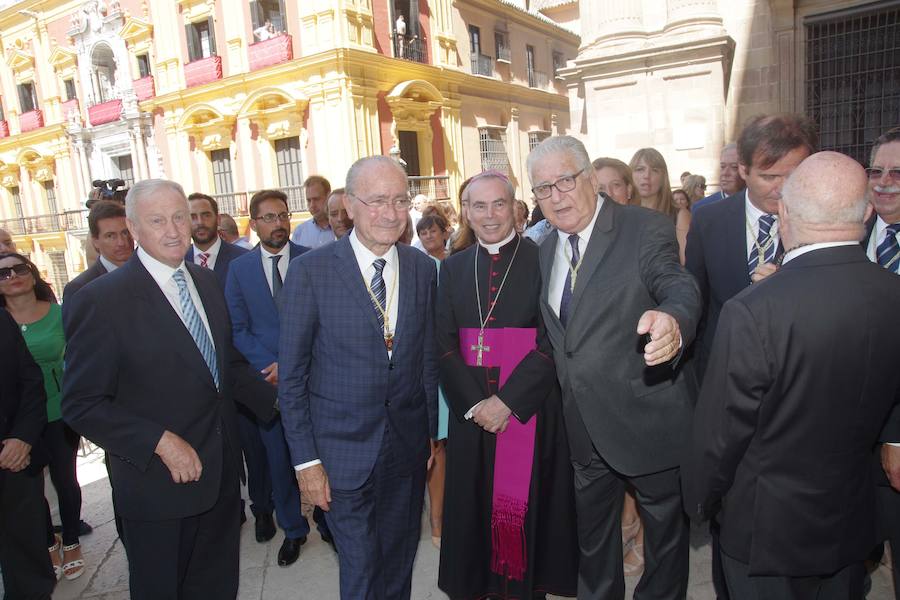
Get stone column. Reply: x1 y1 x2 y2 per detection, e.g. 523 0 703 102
439 99 464 203
665 0 723 32
581 0 644 46
133 124 150 181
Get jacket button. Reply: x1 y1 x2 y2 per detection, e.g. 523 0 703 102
566 351 573 358
385 400 391 407
388 363 394 370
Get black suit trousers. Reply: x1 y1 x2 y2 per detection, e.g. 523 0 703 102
0 469 56 600
721 550 863 600
121 447 241 600
572 449 689 600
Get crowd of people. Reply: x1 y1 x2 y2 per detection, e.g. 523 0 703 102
0 115 899 600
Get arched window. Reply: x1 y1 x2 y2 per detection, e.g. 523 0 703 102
91 44 117 104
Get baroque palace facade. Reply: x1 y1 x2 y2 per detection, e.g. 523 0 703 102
0 0 577 290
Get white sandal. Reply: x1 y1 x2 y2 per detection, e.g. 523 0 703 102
62 542 86 580
48 536 62 581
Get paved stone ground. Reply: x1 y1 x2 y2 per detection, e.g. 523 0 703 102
11 446 898 599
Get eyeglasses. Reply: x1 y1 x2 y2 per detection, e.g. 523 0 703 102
0 263 31 281
865 167 900 181
531 169 584 200
254 212 292 223
350 193 412 211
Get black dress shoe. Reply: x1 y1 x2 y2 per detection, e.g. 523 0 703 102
320 530 338 553
240 510 247 526
277 536 307 566
255 513 276 543
53 520 94 537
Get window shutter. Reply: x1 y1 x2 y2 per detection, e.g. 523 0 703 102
186 23 197 61
207 17 217 55
250 0 262 30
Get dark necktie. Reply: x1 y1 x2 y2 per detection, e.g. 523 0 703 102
371 258 387 328
558 234 580 327
877 223 900 274
270 255 283 298
748 214 777 277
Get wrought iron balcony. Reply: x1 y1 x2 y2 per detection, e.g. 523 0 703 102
184 55 223 88
408 176 451 202
249 33 293 71
470 54 494 77
528 70 550 90
0 210 87 236
397 36 427 64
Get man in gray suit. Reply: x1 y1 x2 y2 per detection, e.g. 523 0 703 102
530 135 701 600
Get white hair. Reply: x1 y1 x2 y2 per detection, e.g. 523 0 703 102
345 156 408 198
526 135 593 184
125 179 187 220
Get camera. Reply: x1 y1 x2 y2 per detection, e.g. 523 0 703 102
86 179 128 208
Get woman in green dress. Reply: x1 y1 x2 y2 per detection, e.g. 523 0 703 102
0 252 85 581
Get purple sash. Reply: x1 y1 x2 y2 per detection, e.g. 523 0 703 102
459 327 536 581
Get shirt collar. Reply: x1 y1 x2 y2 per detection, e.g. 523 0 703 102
193 236 222 258
99 254 120 272
557 193 604 246
782 241 859 265
349 228 397 267
137 246 185 287
260 243 290 259
477 229 516 255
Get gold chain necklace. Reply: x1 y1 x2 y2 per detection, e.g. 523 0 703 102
363 260 398 351
745 213 777 267
563 236 585 293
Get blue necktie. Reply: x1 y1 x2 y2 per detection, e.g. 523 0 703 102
172 269 220 389
877 223 900 274
748 214 777 277
270 255 283 298
558 234 580 327
371 258 387 328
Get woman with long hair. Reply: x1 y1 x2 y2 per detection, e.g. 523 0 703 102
449 176 476 255
682 174 707 207
0 253 86 581
630 148 691 263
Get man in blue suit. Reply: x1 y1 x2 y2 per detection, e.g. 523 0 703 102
185 192 274 540
279 156 438 599
225 189 332 566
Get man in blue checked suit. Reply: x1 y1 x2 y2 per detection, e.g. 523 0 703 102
279 155 438 599
225 189 335 567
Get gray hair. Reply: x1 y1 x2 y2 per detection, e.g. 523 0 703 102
125 179 187 220
721 142 737 157
461 171 515 205
345 156 408 198
526 135 593 184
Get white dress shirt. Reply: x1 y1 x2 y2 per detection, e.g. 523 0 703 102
549 196 603 317
192 236 222 270
99 255 120 273
260 243 291 295
137 247 214 345
745 190 780 260
295 230 400 472
866 216 899 262
781 241 858 265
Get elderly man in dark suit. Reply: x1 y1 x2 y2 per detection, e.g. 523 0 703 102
685 151 900 599
530 135 701 600
62 179 277 600
279 156 438 599
0 310 54 599
63 200 134 302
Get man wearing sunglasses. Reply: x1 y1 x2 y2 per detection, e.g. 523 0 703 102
865 127 900 599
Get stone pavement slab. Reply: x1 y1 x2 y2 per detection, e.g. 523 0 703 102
21 448 897 599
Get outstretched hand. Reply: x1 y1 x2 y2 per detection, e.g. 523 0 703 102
637 310 681 366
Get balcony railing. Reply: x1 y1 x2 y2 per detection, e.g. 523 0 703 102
211 179 450 218
249 33 293 71
408 176 451 202
20 109 44 132
0 210 88 236
133 75 155 101
528 70 550 90
88 99 122 126
397 36 427 64
471 54 494 77
184 55 223 88
0 120 8 138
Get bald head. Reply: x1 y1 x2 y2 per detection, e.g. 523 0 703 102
779 151 870 248
0 228 14 253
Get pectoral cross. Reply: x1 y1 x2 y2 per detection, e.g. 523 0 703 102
470 331 491 366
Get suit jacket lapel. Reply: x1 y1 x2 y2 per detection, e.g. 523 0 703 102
539 234 564 338
333 237 384 338
251 247 279 314
126 257 218 391
392 246 415 353
724 197 750 287
567 199 616 322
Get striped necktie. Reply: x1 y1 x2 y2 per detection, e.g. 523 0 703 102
172 269 220 389
877 223 900 274
748 214 777 277
371 258 387 328
198 252 210 268
558 234 580 327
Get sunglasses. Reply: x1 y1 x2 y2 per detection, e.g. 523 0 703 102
0 263 31 281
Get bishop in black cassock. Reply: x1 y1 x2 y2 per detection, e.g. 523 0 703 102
436 172 578 600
